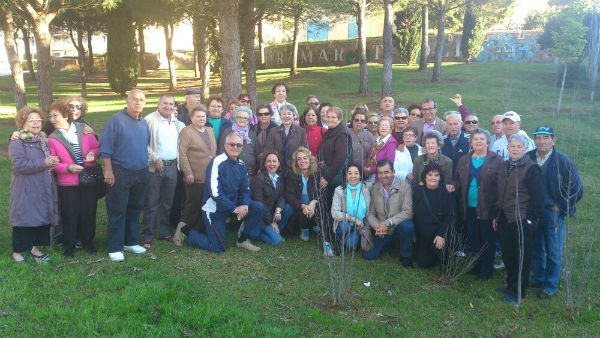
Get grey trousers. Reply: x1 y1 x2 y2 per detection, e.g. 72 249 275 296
141 162 178 241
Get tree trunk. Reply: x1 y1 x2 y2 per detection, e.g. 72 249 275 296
219 0 242 104
137 23 147 76
432 7 445 83
588 13 599 102
290 14 300 76
86 28 94 74
69 27 88 97
2 9 27 110
382 0 394 97
239 0 258 109
192 15 200 79
257 18 263 68
32 17 55 113
163 23 177 91
198 18 211 100
418 3 429 71
557 62 567 113
358 0 368 94
22 28 36 80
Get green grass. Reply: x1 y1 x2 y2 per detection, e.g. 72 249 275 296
0 63 599 337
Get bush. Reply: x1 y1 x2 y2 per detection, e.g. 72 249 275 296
106 4 138 96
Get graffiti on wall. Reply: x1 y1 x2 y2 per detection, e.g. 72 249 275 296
476 33 555 64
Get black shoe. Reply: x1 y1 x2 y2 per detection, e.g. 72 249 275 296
401 257 414 268
76 241 84 249
63 251 74 259
85 247 97 255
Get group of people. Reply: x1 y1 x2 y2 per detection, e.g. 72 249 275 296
8 85 583 303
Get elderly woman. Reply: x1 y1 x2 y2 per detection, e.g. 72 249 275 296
365 117 397 181
250 151 294 245
412 164 455 268
331 163 371 251
393 126 422 183
237 94 258 125
47 101 100 258
205 97 233 148
493 133 543 302
269 82 290 125
411 130 453 189
217 106 259 178
285 147 323 243
174 104 217 246
252 104 278 160
451 128 503 280
265 103 307 175
9 106 59 263
392 107 410 143
300 106 325 157
366 113 379 138
348 105 374 168
407 104 422 123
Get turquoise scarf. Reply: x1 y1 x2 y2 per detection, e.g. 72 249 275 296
346 182 367 224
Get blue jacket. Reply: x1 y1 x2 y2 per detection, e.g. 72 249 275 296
442 131 471 174
526 147 583 217
202 152 250 214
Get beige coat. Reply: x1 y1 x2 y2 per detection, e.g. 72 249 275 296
366 178 413 235
331 182 372 233
178 125 217 183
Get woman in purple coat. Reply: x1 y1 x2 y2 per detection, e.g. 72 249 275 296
9 107 59 263
365 117 398 182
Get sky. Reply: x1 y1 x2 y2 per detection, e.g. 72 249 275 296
510 0 550 25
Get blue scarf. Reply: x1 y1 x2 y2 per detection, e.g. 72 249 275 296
346 182 367 223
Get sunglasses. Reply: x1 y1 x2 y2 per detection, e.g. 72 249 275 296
394 116 408 120
226 143 244 149
367 121 378 126
67 104 82 110
240 99 251 103
464 120 479 125
257 112 271 117
308 101 320 106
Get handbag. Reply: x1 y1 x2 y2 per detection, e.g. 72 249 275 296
358 223 374 251
79 165 104 187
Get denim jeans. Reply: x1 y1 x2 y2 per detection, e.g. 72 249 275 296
257 204 293 245
363 219 415 260
188 200 264 252
335 221 360 251
106 165 149 253
530 207 565 295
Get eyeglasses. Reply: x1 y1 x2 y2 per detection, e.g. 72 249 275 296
235 116 249 121
26 118 43 123
464 120 479 125
492 121 502 125
367 121 378 126
226 143 244 149
353 119 366 123
410 113 421 117
308 101 319 106
257 112 271 117
403 133 416 138
394 116 408 120
67 104 82 110
421 107 435 111
240 99 251 104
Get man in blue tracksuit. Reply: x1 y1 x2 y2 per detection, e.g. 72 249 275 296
174 133 264 252
527 126 583 299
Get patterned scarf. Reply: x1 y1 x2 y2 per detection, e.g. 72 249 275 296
232 123 252 144
19 129 53 178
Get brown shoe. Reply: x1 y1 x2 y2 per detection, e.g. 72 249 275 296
236 239 261 252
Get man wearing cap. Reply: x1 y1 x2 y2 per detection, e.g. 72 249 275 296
177 88 203 126
379 96 395 118
490 111 534 160
527 126 583 299
411 98 448 146
141 94 186 248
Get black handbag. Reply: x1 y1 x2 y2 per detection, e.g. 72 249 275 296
79 166 104 187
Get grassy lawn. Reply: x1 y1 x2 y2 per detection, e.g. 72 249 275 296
0 62 598 337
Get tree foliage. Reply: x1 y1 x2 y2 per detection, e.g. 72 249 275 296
106 4 138 96
539 7 586 51
393 1 421 65
550 16 587 62
460 1 484 62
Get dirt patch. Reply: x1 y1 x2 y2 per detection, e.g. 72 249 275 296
406 77 471 84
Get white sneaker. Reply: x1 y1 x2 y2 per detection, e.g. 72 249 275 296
494 261 505 270
124 245 147 254
109 251 125 262
236 239 261 252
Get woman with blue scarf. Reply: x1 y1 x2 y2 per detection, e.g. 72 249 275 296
331 163 371 251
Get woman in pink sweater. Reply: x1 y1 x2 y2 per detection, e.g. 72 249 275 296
365 117 398 182
47 101 100 258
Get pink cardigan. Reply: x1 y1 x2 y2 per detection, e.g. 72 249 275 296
48 133 99 186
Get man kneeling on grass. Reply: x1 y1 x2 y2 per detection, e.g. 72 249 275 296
173 133 264 252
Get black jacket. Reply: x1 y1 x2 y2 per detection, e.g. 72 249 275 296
285 171 322 210
442 131 471 174
251 170 286 225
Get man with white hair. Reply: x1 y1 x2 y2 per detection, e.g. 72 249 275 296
441 111 470 174
490 111 534 161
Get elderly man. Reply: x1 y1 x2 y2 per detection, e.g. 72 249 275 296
177 88 203 125
411 98 448 146
490 111 534 160
140 94 185 248
379 96 395 118
489 114 504 148
100 89 150 262
174 133 264 253
364 159 415 267
392 107 409 143
527 126 583 299
441 112 470 174
349 107 375 167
